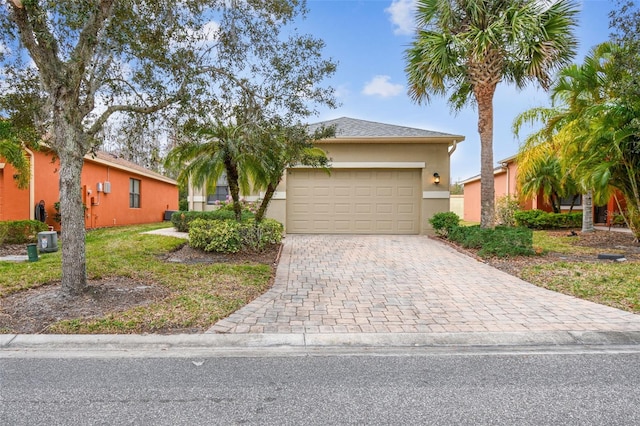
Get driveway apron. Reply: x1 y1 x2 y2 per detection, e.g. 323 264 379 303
209 235 640 334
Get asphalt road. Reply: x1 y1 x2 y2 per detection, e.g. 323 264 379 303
2 347 640 425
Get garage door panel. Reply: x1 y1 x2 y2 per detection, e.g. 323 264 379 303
355 203 373 214
287 169 420 234
376 204 393 214
334 186 351 197
397 203 416 214
334 203 351 214
355 186 372 197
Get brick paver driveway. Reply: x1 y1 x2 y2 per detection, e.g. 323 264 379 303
209 235 640 334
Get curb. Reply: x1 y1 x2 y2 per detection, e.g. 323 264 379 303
3 331 640 355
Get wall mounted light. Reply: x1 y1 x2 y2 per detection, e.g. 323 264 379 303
433 172 441 185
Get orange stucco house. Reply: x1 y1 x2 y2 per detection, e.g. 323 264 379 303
0 148 178 230
461 155 625 225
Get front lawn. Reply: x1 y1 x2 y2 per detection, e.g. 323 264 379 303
0 223 275 334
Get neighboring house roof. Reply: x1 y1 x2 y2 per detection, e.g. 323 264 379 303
86 151 177 185
460 155 517 184
308 117 464 143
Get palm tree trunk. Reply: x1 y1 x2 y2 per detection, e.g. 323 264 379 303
255 182 278 223
581 190 594 233
476 83 497 228
223 154 242 222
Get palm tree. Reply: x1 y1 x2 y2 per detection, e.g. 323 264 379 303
406 0 578 228
165 121 255 222
514 43 619 234
247 121 333 223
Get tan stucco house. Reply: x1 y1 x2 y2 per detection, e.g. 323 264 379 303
189 117 464 234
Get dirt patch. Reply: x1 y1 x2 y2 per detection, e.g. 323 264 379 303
0 278 170 334
0 243 281 334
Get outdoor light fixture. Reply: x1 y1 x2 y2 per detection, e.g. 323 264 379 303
433 172 441 184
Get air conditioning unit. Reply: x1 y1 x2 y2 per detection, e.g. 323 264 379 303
38 231 59 253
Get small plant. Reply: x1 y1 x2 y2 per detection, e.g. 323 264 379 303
495 195 521 227
429 212 460 237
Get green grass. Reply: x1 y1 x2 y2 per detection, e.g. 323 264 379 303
522 230 640 313
532 230 602 255
522 261 640 312
1 223 273 333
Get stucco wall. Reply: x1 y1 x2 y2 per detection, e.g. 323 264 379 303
81 160 178 229
1 150 177 229
278 141 451 234
450 194 464 217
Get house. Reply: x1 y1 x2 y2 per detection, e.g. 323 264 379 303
461 155 625 225
0 148 178 230
189 117 465 234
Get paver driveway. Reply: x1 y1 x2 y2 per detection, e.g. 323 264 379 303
209 235 640 334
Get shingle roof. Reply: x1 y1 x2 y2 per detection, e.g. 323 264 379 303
88 151 177 185
307 116 463 139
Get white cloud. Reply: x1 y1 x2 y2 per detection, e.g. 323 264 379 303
362 75 404 98
385 0 416 36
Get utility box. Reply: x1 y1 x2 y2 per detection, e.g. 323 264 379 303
38 231 59 253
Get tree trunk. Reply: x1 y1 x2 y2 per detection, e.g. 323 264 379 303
57 138 88 296
255 181 278 223
475 83 497 228
581 190 594 233
223 154 242 222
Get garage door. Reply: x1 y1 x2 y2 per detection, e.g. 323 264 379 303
286 169 421 234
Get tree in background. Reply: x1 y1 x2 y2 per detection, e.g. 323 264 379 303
513 42 640 236
405 0 578 228
0 120 30 188
0 0 333 296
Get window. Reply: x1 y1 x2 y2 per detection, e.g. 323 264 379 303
560 194 582 207
129 178 141 208
206 174 230 204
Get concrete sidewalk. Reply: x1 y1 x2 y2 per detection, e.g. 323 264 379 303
210 235 640 335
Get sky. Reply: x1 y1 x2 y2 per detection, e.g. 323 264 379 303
294 0 617 184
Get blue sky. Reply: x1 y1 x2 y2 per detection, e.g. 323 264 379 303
296 0 616 183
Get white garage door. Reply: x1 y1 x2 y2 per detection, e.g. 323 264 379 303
286 169 421 234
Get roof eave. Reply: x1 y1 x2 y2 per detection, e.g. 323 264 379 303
316 135 466 145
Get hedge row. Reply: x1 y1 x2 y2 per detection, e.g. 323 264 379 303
514 210 582 229
188 218 283 253
448 225 535 257
428 212 534 258
0 220 49 245
170 210 254 232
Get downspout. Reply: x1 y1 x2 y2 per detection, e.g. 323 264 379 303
448 139 458 157
24 146 35 220
501 161 510 195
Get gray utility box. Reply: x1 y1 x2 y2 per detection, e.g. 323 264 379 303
38 231 59 253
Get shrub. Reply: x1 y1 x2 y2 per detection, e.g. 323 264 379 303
514 209 582 229
239 219 284 250
189 219 242 253
448 225 534 258
171 209 254 232
188 218 284 253
495 195 521 227
0 220 49 245
429 212 460 237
